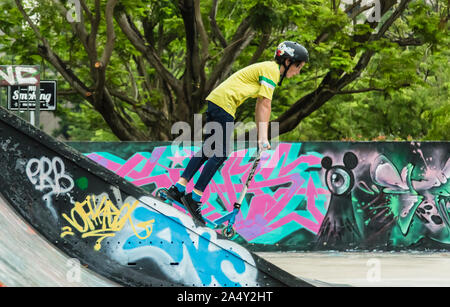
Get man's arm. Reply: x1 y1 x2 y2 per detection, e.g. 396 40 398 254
255 96 272 150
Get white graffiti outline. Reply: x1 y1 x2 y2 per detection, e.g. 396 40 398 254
26 156 74 219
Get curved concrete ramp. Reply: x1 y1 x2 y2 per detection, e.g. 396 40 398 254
0 106 315 287
0 193 117 286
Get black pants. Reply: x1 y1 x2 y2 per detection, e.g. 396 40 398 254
181 101 234 192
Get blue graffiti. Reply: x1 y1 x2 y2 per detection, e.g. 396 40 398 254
123 206 249 286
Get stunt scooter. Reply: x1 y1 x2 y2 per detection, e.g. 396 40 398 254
155 147 268 238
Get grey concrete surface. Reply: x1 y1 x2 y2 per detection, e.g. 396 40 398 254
256 251 450 287
0 194 118 287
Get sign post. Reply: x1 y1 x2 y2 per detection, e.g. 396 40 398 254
36 82 40 127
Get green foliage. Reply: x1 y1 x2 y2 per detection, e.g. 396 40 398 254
0 0 447 141
281 45 450 141
54 100 119 141
281 0 449 141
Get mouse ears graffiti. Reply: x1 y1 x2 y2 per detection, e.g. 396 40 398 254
321 152 358 197
316 152 361 249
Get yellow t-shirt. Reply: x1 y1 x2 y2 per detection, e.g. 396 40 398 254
206 61 280 118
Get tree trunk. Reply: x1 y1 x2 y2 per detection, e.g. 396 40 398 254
94 92 149 141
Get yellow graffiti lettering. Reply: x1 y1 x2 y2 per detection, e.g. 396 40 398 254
61 226 74 238
60 195 154 251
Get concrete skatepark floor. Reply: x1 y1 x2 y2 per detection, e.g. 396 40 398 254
256 251 450 287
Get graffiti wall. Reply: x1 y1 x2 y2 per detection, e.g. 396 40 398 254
0 107 311 287
68 141 450 251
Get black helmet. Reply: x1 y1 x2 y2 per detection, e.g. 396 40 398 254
274 41 309 65
274 41 309 86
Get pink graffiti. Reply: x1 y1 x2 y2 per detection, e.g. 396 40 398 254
201 146 327 240
86 143 329 241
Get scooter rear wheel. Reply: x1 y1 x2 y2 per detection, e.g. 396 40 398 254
155 188 170 203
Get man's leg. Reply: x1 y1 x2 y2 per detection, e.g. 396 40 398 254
166 144 210 203
181 155 228 226
166 102 216 202
182 104 234 225
193 155 228 193
178 151 209 187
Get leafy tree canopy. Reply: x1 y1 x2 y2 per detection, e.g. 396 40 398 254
0 0 447 141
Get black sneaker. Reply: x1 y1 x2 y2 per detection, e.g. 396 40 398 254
165 185 184 204
181 193 206 226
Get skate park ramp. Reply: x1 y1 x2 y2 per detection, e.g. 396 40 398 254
0 106 326 287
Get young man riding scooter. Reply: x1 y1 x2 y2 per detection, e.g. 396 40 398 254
166 41 309 226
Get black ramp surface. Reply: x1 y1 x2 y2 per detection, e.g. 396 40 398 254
0 106 318 287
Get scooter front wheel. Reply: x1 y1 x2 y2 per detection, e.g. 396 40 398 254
222 226 236 239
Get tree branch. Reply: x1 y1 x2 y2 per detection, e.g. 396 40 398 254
15 0 150 141
88 0 102 51
178 0 201 104
314 0 362 45
99 0 117 68
209 0 227 48
205 16 256 94
348 2 376 20
344 0 363 15
373 0 411 40
108 89 169 139
388 36 424 46
194 0 209 61
58 89 79 96
115 11 183 97
315 0 398 45
335 87 385 94
86 0 117 104
52 0 92 56
78 0 93 21
194 0 209 96
15 0 43 40
333 83 411 94
248 28 271 65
